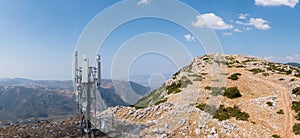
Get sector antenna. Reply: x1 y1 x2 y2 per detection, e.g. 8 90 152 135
73 51 107 137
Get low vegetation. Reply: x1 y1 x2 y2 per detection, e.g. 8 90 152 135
196 103 218 115
166 81 181 94
279 78 285 81
262 73 269 76
266 102 273 107
154 98 167 105
266 62 297 75
208 87 242 99
276 109 284 114
228 73 242 80
181 76 193 88
224 87 242 99
204 86 211 90
292 87 300 96
292 101 300 112
235 65 245 68
291 101 300 134
272 134 281 138
249 68 265 74
196 104 250 121
293 123 300 135
134 83 166 109
296 112 300 121
167 76 193 94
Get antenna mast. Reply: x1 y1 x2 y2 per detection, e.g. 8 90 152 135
74 51 102 137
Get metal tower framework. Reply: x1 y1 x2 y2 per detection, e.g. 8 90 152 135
73 51 102 137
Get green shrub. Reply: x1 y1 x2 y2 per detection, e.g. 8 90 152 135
203 57 210 61
166 82 181 94
204 86 211 90
286 70 292 75
266 102 273 106
296 112 300 121
172 70 180 78
279 78 285 81
262 73 269 76
235 111 250 121
228 73 242 80
154 98 167 105
213 105 231 121
276 109 284 114
292 87 300 95
208 87 242 99
236 65 245 68
292 101 300 112
291 78 296 82
224 87 242 99
181 76 193 88
293 123 300 135
196 103 217 115
272 134 281 138
134 106 145 110
249 68 265 74
197 104 249 121
225 106 240 117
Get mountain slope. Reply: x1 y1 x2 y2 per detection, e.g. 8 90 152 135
100 79 150 105
0 86 77 124
0 79 150 125
98 54 300 138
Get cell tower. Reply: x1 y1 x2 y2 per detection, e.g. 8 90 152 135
73 51 105 137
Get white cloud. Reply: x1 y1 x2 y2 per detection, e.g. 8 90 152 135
223 32 233 36
184 34 195 41
238 13 250 20
234 28 243 33
255 0 298 8
192 13 233 30
264 55 300 63
235 21 246 25
138 0 150 5
245 27 252 31
248 18 271 30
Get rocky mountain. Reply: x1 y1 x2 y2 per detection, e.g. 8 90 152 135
0 85 76 124
287 62 300 67
97 54 300 138
100 79 150 105
0 79 150 125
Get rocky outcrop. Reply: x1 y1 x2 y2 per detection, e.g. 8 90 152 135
98 54 300 137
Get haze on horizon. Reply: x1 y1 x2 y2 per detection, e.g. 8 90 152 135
0 0 299 80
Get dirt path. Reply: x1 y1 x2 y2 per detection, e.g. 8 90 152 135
248 75 295 138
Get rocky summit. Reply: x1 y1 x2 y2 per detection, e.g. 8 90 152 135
98 54 300 138
1 54 300 138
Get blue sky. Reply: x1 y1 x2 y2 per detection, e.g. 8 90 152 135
0 0 299 80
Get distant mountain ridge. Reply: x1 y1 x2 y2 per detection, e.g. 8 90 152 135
0 78 73 89
286 62 300 67
0 78 150 125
